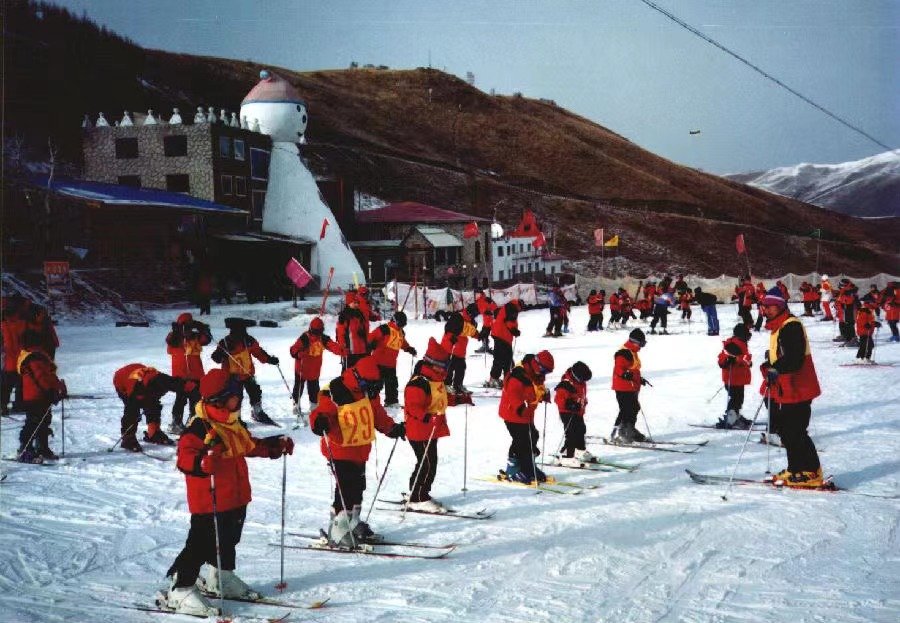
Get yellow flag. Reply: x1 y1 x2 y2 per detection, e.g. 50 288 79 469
604 235 619 247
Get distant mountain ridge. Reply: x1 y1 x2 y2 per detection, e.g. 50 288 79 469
728 151 900 218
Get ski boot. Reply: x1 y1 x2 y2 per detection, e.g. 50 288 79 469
165 575 219 617
250 403 277 425
574 448 596 463
204 567 261 601
780 468 824 489
323 508 356 549
17 445 43 464
121 433 142 452
405 493 446 513
351 505 382 543
167 419 186 436
143 425 175 446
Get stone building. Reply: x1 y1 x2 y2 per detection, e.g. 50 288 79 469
81 109 272 224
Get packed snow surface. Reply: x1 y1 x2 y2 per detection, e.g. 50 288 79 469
1 303 898 622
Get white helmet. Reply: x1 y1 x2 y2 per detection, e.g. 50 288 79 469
821 274 829 281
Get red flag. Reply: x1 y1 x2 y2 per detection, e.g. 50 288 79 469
285 258 312 288
594 228 604 247
319 218 329 240
463 222 479 239
511 210 539 237
533 231 547 248
735 234 746 255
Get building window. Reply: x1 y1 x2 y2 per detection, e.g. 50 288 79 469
219 136 232 158
519 243 524 253
117 175 141 187
166 174 190 193
250 148 271 180
507 245 512 255
115 138 138 159
551 265 556 274
527 243 532 252
251 190 266 220
497 245 504 258
499 270 504 280
446 247 458 264
234 176 247 197
221 174 233 196
234 139 245 161
475 241 482 262
435 247 446 264
527 262 532 272
163 135 187 157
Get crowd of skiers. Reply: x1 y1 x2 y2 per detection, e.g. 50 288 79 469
2 273 898 616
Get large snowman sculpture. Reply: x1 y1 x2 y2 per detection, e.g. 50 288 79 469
241 70 362 289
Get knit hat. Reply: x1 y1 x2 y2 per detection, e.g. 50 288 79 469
535 350 555 374
393 311 407 327
760 287 787 310
200 369 241 403
353 356 381 381
309 317 324 332
733 323 751 341
176 312 193 325
571 361 592 383
423 337 450 369
628 328 646 347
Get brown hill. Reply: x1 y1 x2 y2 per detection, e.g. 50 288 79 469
5 1 898 277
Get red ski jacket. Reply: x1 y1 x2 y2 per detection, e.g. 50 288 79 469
368 321 413 368
211 334 273 380
499 364 544 424
611 342 642 393
490 302 519 345
336 307 370 356
17 348 64 403
759 314 821 404
167 323 212 380
587 293 605 314
1 315 26 372
855 308 878 337
718 337 752 386
290 332 344 379
554 369 587 418
404 373 451 441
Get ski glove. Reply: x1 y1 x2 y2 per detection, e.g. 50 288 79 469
510 328 521 337
766 368 779 383
312 414 330 436
405 346 418 357
621 371 634 381
200 445 225 474
271 435 295 457
640 378 652 387
183 380 198 394
269 356 280 365
387 422 406 440
565 399 581 412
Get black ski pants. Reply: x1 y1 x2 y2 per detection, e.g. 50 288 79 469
379 365 399 404
889 320 899 339
855 335 874 360
738 305 753 327
121 398 162 435
587 312 604 331
171 383 201 424
292 374 320 406
769 400 820 473
331 459 366 513
19 400 53 451
649 304 668 330
490 338 513 381
546 307 563 335
725 385 745 412
614 391 640 428
168 505 246 587
559 413 586 457
408 438 439 502
445 355 467 391
237 376 263 406
505 421 540 477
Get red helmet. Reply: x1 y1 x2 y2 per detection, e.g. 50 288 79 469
535 350 555 375
200 369 241 403
176 312 193 325
310 317 324 331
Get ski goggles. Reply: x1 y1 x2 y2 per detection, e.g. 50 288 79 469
205 377 243 405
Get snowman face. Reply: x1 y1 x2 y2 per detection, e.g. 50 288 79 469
239 101 308 142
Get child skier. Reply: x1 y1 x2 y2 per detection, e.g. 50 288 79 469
310 356 406 547
367 311 417 407
610 329 651 443
166 313 212 434
678 289 693 321
403 338 459 511
441 308 479 397
162 368 294 616
855 297 881 362
335 292 370 369
498 350 555 483
113 363 194 451
484 299 521 388
553 361 595 466
586 289 605 331
210 318 279 425
16 329 67 462
715 324 754 429
289 316 346 422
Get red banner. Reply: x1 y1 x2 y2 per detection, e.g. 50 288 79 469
735 234 746 255
594 228 604 247
285 258 312 288
463 221 479 239
319 218 329 240
533 231 547 248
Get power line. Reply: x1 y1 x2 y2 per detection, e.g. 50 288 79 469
637 0 893 151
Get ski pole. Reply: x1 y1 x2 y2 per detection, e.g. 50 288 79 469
275 448 288 592
15 405 53 460
107 420 138 453
639 406 653 442
403 426 437 521
705 385 724 404
462 402 469 495
540 402 548 467
765 389 775 475
322 434 356 549
364 436 399 524
722 390 768 501
525 420 540 492
208 463 226 617
60 397 65 458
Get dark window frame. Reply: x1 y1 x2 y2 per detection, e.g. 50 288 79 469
234 176 247 197
233 138 246 161
163 134 188 157
115 137 138 159
117 175 141 187
166 174 190 193
221 174 233 196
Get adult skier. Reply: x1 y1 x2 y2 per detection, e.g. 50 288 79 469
694 287 719 336
163 368 294 616
758 287 825 488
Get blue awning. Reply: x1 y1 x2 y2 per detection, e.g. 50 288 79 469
31 175 246 215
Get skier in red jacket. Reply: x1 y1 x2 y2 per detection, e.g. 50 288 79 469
553 361 594 466
113 363 194 451
498 350 555 483
211 318 279 425
610 328 650 443
16 329 66 462
403 338 458 511
854 297 881 362
586 289 605 331
367 311 417 407
715 324 753 429
440 307 479 397
289 316 345 422
336 292 370 369
166 312 212 434
484 299 521 388
310 356 406 547
163 369 293 616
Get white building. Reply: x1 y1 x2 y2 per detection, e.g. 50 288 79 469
491 234 566 283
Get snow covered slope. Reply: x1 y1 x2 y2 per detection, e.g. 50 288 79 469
728 150 900 218
1 304 898 622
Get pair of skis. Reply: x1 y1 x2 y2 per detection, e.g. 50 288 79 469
374 499 495 520
126 592 329 620
686 469 897 498
475 471 598 494
590 436 708 454
546 454 638 472
277 533 456 559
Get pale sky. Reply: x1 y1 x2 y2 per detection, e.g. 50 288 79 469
49 0 899 174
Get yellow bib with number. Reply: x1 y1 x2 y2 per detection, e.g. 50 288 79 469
308 340 324 357
337 396 376 447
386 326 404 350
427 380 448 415
229 349 252 375
184 338 203 356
